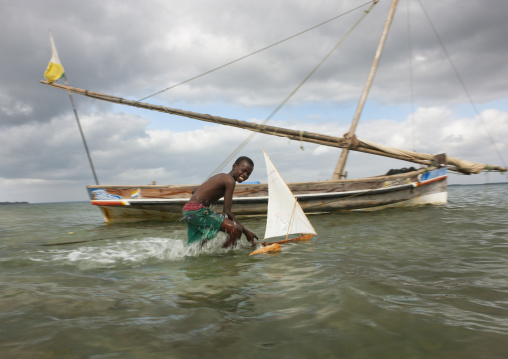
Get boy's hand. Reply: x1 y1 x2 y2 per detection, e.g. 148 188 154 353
245 231 258 247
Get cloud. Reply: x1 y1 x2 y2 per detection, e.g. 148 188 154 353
0 0 507 202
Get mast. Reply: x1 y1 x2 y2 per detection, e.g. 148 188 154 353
45 30 100 185
332 0 399 180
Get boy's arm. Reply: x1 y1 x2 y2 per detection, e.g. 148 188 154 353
222 177 258 244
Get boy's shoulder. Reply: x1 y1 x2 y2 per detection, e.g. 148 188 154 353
209 173 235 184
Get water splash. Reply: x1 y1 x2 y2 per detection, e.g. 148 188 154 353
31 233 249 269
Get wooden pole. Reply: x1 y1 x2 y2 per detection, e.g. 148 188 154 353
63 76 100 185
40 81 506 174
40 81 350 147
332 0 400 180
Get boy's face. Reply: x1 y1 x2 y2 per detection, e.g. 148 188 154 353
232 161 253 183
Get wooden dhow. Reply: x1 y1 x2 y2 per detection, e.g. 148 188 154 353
39 82 488 222
40 81 505 222
41 0 506 222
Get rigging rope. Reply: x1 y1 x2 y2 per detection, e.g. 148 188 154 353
406 0 416 152
137 1 373 102
416 0 507 170
208 1 379 177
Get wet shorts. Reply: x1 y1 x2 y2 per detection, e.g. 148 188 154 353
182 206 225 244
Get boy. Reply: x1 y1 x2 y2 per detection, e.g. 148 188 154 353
182 156 258 247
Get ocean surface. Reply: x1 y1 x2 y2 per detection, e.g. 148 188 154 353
1 184 507 358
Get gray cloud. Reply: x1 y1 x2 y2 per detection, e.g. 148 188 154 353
1 0 507 203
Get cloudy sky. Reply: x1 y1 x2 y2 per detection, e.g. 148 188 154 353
1 0 507 203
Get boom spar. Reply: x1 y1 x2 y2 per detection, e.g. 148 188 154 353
41 81 506 175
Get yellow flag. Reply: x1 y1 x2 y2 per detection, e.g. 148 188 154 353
44 31 65 83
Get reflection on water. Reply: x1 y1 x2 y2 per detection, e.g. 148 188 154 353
1 185 508 358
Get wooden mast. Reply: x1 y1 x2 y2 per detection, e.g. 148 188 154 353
332 0 399 180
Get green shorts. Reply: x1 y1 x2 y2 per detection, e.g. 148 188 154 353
182 207 225 244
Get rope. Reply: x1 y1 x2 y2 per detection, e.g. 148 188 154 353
208 1 379 177
417 0 507 170
137 1 373 102
406 0 416 152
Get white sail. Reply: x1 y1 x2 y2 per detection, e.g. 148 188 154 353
263 151 316 240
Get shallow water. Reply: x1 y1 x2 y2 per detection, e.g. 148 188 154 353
1 184 507 358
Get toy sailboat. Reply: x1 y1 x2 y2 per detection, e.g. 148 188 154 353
249 151 317 256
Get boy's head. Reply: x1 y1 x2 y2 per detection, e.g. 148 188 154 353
232 156 254 183
235 156 254 167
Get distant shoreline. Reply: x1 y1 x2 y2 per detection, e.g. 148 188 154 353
0 201 29 205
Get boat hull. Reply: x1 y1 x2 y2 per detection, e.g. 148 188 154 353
87 167 447 222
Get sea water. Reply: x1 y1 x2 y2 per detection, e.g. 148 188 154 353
0 184 507 358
